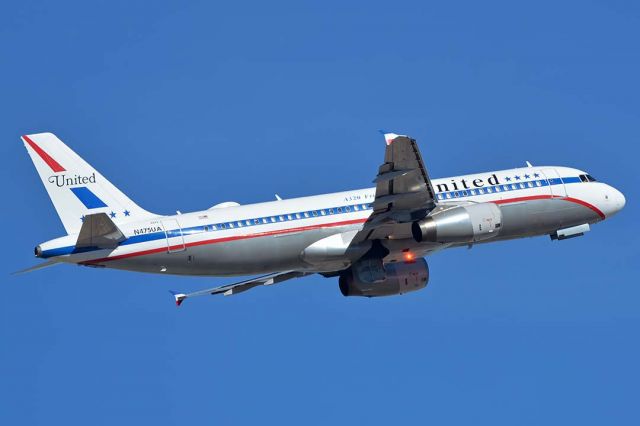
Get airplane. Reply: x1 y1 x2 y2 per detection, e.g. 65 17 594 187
18 132 625 305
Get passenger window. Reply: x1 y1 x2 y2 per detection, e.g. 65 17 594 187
312 210 319 216
345 206 351 212
511 184 517 190
321 210 327 215
262 218 268 224
295 213 302 219
337 207 343 213
237 221 243 227
486 187 493 193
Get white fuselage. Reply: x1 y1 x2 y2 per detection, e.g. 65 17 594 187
37 165 625 276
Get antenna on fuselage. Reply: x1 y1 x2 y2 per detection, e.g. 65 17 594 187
525 161 533 168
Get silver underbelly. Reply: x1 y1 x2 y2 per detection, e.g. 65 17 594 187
103 224 363 276
100 198 600 276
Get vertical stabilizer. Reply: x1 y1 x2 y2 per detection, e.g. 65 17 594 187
22 132 157 234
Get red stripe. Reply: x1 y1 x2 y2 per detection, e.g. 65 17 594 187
493 195 605 219
563 197 605 219
22 135 66 172
493 195 557 205
82 218 368 264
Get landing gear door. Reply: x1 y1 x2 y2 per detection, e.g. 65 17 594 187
541 169 566 197
161 219 186 253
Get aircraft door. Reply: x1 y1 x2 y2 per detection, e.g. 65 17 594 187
161 219 186 253
541 169 566 197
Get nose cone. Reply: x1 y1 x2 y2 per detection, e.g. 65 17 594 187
602 185 626 218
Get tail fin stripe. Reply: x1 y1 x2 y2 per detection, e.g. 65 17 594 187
22 135 66 172
70 187 108 209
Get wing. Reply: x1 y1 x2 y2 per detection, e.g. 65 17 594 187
354 132 438 242
170 271 311 305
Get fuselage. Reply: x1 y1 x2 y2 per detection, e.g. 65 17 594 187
37 165 625 276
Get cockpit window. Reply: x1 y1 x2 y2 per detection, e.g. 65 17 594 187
579 174 597 183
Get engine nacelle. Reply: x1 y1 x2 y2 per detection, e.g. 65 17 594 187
339 258 429 297
411 203 502 243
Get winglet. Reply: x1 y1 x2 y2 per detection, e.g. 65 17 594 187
169 291 187 307
378 129 406 145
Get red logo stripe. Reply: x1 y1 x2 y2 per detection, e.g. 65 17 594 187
493 195 605 219
22 135 66 172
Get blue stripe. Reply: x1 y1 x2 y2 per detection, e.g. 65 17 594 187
561 176 582 184
120 231 167 246
70 187 107 209
435 176 585 201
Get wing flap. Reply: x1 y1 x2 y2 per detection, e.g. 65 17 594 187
373 169 415 183
171 271 311 305
353 132 438 243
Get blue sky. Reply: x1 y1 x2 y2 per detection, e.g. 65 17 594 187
1 1 638 424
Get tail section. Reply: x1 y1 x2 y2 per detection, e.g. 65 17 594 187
22 132 157 234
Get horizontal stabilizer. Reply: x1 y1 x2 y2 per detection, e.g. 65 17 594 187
76 213 125 249
12 260 61 275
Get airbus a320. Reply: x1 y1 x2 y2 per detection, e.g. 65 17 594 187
19 132 625 305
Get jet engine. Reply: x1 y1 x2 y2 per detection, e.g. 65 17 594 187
412 203 502 243
339 258 429 297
